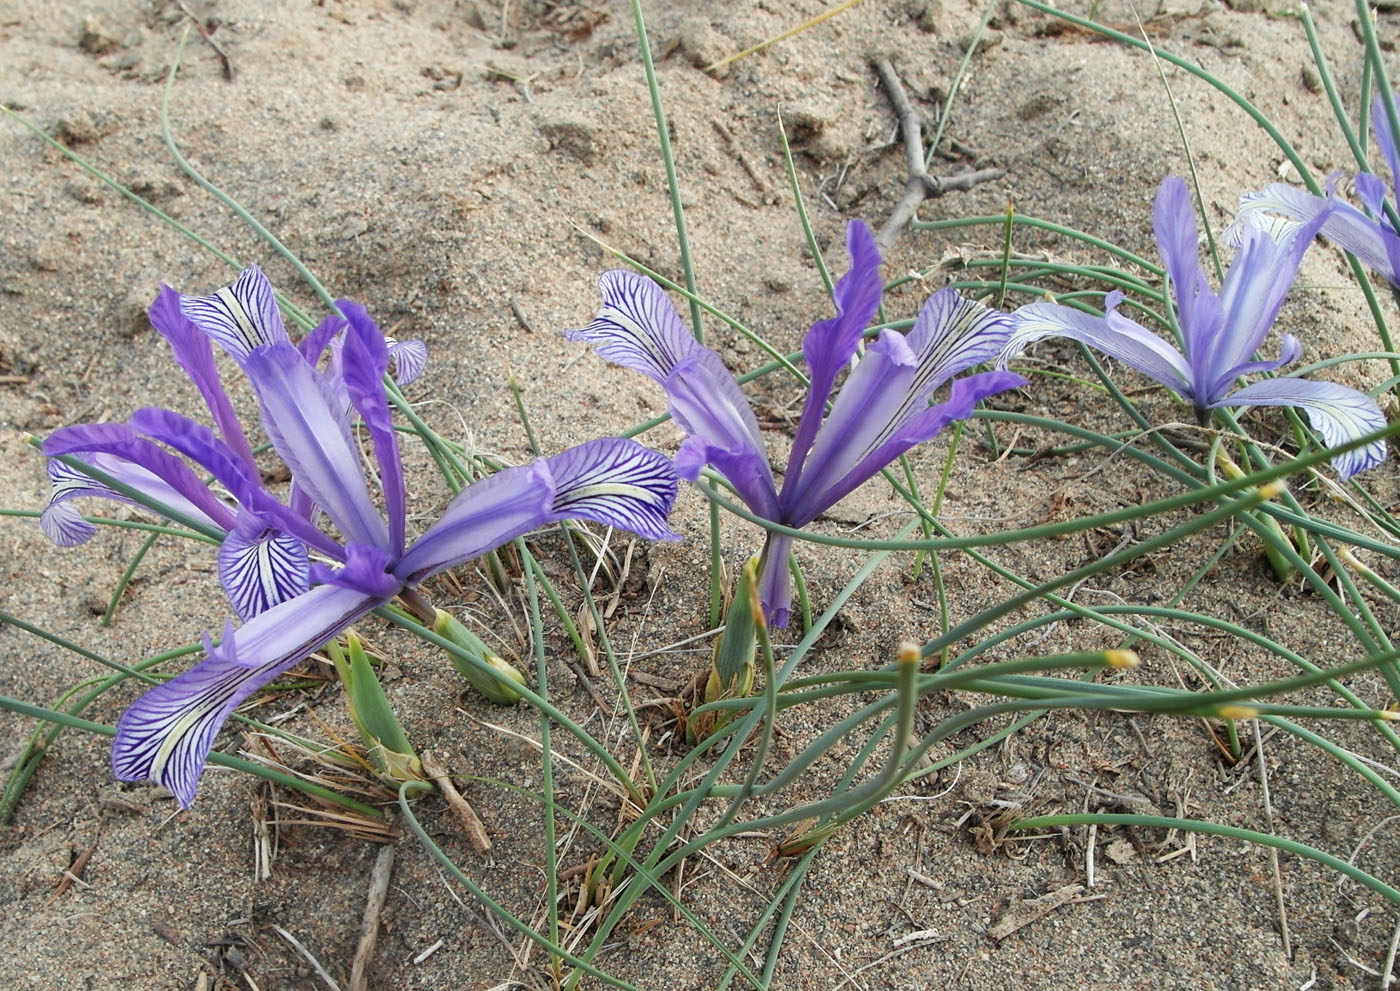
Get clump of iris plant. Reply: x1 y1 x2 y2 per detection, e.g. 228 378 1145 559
1234 92 1400 290
42 266 680 806
1000 175 1387 479
570 220 1026 627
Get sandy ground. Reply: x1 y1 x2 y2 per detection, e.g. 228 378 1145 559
3 0 1400 988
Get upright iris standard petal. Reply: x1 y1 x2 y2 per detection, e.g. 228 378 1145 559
783 221 885 497
1153 176 1210 347
148 287 258 472
1209 209 1331 392
218 514 310 620
241 341 390 551
179 264 290 360
1212 378 1388 480
788 329 922 511
795 292 1020 508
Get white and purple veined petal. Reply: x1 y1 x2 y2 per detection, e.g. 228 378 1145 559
1208 213 1326 394
903 289 1015 393
1153 176 1219 361
1211 377 1388 479
240 340 390 552
40 453 229 545
386 337 428 386
569 270 705 384
782 221 884 500
42 423 238 536
543 436 681 543
218 514 310 620
1000 295 1193 398
147 286 258 472
40 458 129 546
394 438 680 586
179 264 289 361
113 648 291 808
112 579 393 807
1236 183 1399 288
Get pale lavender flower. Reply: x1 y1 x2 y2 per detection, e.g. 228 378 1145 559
569 220 1025 627
43 267 680 806
1235 93 1400 289
1000 175 1387 480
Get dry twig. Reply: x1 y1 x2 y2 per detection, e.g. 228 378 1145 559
421 750 492 854
348 843 395 991
870 56 1003 253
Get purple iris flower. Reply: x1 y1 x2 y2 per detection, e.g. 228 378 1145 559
1234 93 1400 289
42 267 680 806
569 220 1026 627
999 175 1387 480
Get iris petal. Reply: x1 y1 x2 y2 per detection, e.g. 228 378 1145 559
241 341 390 551
218 515 310 620
148 286 258 471
337 300 407 553
128 406 343 559
42 423 237 534
112 581 386 806
783 220 884 498
387 337 428 385
666 355 778 519
179 265 289 360
786 369 1025 527
1212 378 1388 479
545 436 681 542
569 270 703 384
1002 297 1192 398
1238 184 1398 286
